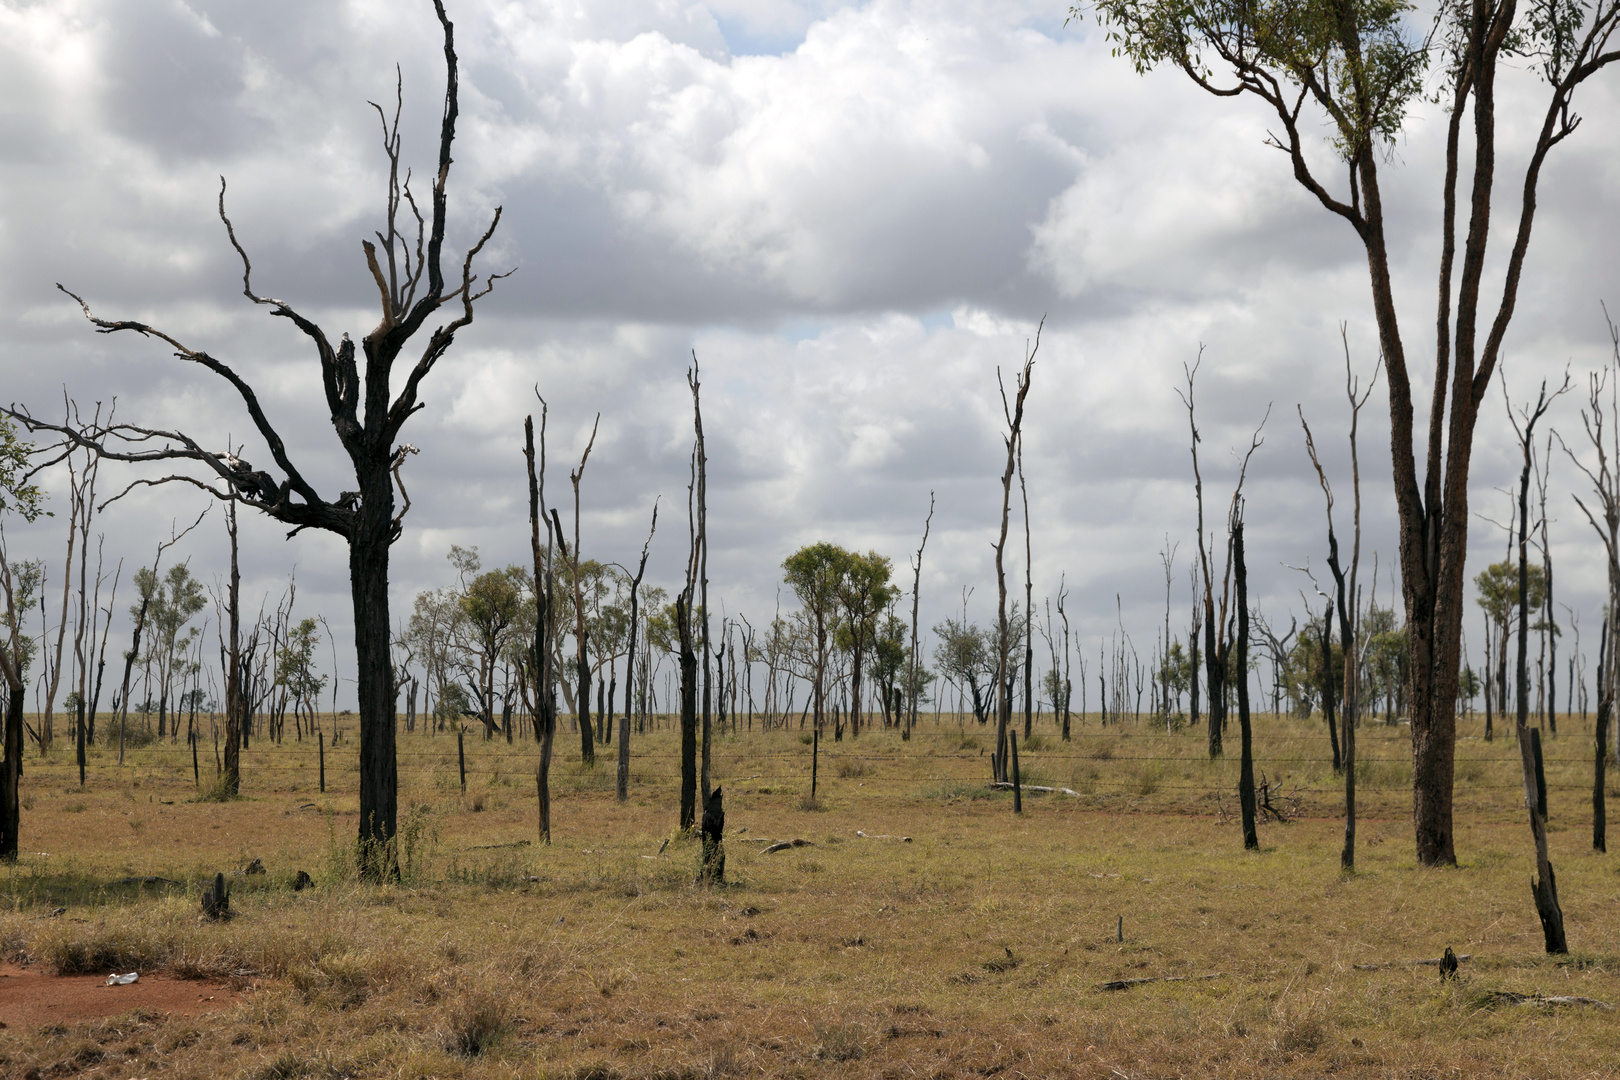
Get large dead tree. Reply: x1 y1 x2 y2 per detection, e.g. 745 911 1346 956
1094 0 1620 867
9 2 506 879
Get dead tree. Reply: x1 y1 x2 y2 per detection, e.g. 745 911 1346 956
619 503 657 802
906 493 934 741
692 365 713 797
1560 314 1620 854
8 2 506 880
1300 339 1377 869
564 415 600 765
1019 437 1035 741
524 403 559 844
1507 373 1572 954
992 324 1039 781
1179 352 1266 758
1233 513 1258 850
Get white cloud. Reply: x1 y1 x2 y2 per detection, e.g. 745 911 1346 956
2 0 1619 706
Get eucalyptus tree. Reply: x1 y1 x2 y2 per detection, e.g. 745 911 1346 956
0 415 45 858
1089 0 1620 866
10 2 507 878
783 542 850 738
835 550 898 738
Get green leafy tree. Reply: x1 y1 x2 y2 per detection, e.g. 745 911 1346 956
276 617 328 735
834 550 898 737
783 543 851 735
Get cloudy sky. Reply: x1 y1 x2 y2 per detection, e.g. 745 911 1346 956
3 0 1619 707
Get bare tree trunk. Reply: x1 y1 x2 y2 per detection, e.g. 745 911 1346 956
908 494 932 742
993 330 1038 781
524 409 558 844
1234 518 1257 850
224 499 242 795
622 504 656 803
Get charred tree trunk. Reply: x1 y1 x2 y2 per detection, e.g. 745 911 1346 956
1320 601 1341 773
1234 519 1258 850
678 594 699 831
223 500 243 795
351 487 398 879
0 683 21 861
1596 618 1610 853
524 411 557 844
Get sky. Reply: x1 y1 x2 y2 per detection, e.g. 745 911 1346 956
3 0 1619 710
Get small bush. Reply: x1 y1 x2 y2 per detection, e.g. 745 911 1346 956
835 757 868 779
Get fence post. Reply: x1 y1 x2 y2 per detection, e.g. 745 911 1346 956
458 728 467 795
319 730 326 794
191 724 199 787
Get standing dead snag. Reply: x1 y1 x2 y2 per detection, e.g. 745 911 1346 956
1299 338 1378 869
1233 515 1257 850
1506 373 1572 954
620 503 657 803
905 493 934 742
1179 353 1266 760
565 415 601 766
9 1 507 881
524 404 559 844
993 322 1039 782
1560 313 1620 854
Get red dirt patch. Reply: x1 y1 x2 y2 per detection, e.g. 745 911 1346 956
0 965 242 1029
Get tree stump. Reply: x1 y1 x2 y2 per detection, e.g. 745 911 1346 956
200 873 231 920
701 786 725 884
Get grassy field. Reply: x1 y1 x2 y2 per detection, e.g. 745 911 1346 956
2 709 1618 1079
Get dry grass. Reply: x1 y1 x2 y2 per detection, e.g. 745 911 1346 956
0 710 1617 1078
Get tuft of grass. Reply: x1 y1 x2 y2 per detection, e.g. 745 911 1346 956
812 1022 865 1062
443 989 515 1057
834 756 868 779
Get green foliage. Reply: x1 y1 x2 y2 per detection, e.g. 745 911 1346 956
276 618 328 713
1085 0 1427 161
0 416 45 522
1474 559 1549 630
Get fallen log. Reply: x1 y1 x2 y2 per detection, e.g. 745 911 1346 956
761 838 817 854
1097 973 1223 992
855 831 912 842
1352 954 1472 971
1479 990 1613 1009
988 782 1081 797
113 876 181 887
469 839 531 850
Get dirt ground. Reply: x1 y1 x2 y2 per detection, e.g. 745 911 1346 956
0 713 1616 1078
0 964 242 1029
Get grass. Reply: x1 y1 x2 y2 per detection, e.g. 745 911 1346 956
0 709 1617 1078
